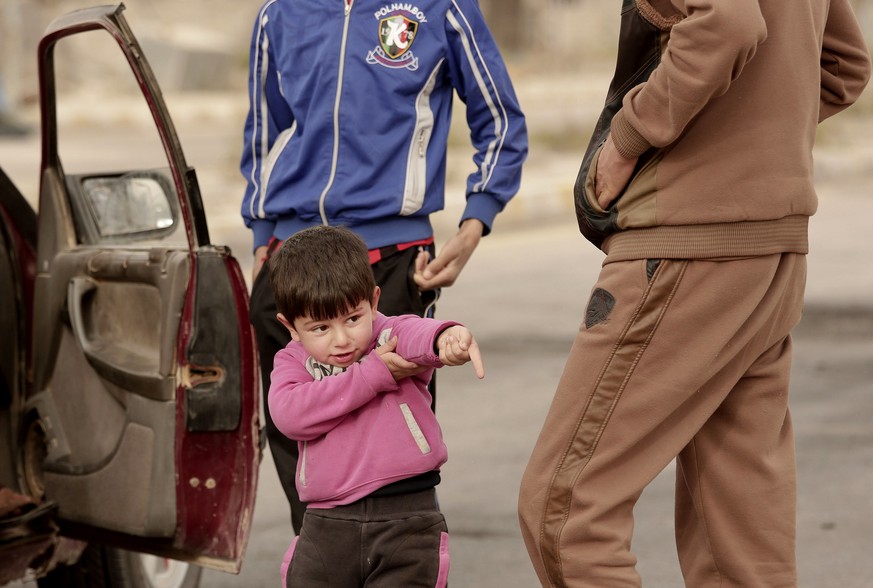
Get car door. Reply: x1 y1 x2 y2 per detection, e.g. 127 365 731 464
23 4 259 573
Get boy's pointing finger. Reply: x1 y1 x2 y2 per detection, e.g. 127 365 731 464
468 340 485 379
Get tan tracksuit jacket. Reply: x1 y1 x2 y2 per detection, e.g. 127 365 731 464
575 0 871 261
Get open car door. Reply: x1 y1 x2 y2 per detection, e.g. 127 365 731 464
24 3 259 573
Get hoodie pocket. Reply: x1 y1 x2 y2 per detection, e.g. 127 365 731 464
583 142 609 215
574 138 619 248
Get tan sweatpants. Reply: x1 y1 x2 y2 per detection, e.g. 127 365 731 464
519 254 806 588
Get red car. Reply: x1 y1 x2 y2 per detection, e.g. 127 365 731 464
0 4 259 587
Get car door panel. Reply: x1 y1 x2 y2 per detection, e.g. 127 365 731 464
61 249 187 401
27 247 188 539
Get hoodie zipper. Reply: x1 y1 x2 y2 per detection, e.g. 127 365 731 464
318 0 354 225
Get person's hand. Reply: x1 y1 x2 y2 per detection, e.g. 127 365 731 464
252 245 269 284
413 219 484 290
375 336 428 381
595 134 638 210
436 326 485 379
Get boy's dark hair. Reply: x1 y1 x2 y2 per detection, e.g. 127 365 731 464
269 226 376 325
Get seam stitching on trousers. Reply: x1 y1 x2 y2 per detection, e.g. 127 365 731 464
536 298 641 586
539 260 688 586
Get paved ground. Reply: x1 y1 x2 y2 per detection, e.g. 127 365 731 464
2 69 872 586
191 221 873 588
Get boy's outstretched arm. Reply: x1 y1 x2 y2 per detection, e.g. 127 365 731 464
375 336 428 381
437 325 485 379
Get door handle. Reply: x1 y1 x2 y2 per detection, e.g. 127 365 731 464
66 276 98 358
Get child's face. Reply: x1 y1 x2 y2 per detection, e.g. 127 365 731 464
281 289 380 369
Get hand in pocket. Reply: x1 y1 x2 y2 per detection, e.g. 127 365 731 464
595 134 638 210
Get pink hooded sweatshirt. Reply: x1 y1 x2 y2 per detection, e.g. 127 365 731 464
268 312 458 508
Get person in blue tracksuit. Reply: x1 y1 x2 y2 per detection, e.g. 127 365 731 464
240 0 527 534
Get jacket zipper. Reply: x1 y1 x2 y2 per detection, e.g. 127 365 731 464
318 0 354 225
401 61 442 215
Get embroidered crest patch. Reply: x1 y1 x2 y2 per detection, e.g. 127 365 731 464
367 5 427 71
585 288 615 329
380 16 418 58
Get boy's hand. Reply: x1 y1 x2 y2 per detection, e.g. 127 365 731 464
437 326 485 379
375 336 428 381
413 219 483 290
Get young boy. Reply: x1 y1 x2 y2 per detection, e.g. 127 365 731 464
268 225 484 587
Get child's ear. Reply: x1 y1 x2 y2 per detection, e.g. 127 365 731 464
371 286 381 314
277 313 300 341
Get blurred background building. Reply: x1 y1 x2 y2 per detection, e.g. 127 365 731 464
2 0 870 132
1 0 870 233
0 0 870 223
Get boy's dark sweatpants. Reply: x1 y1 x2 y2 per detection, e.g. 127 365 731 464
250 244 437 532
283 489 450 587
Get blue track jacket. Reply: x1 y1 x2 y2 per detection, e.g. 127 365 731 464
240 0 528 250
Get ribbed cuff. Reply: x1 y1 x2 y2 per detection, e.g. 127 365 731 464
251 220 277 252
610 110 652 159
461 192 505 237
